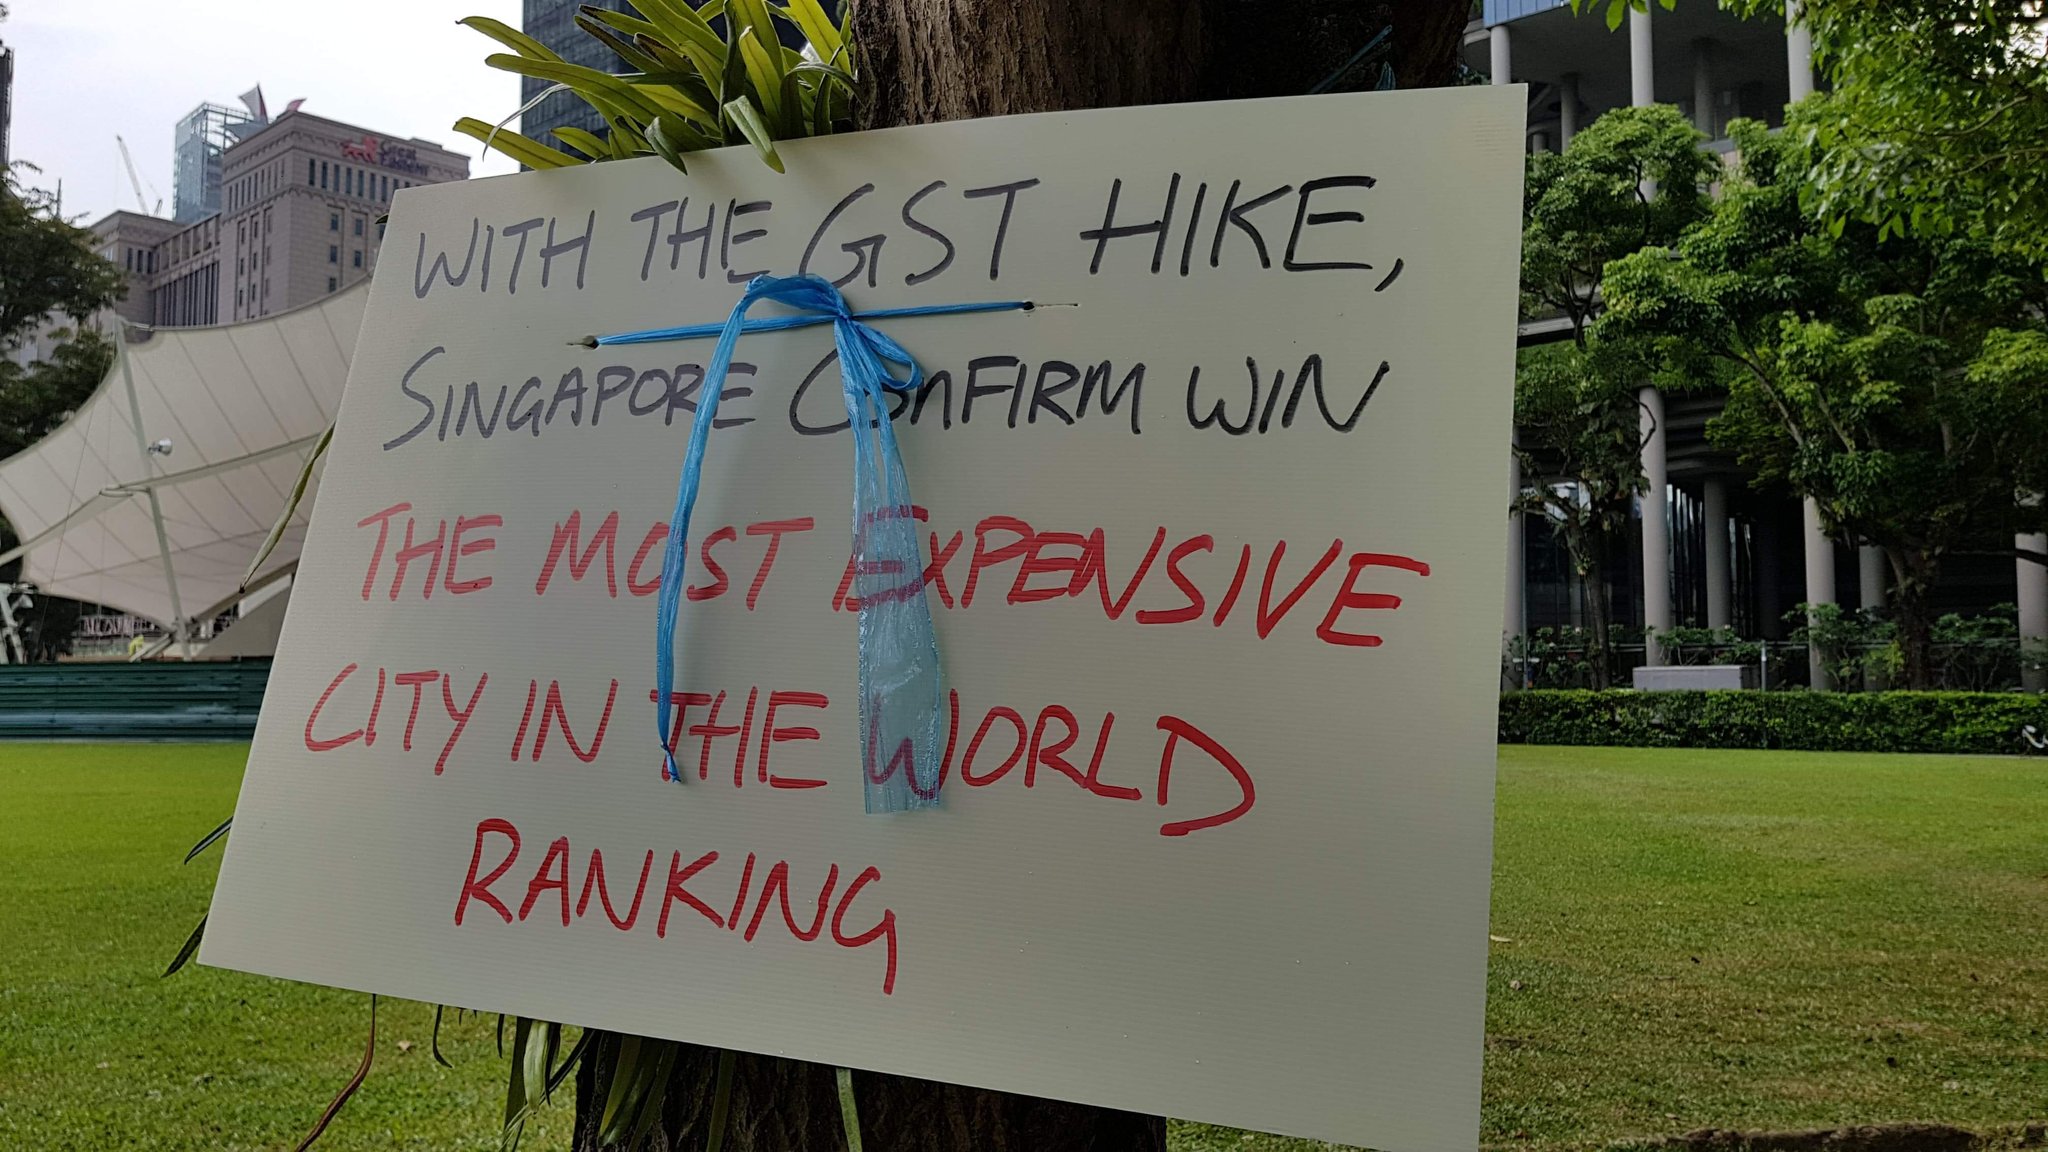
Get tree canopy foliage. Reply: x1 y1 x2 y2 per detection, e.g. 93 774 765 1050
0 169 123 602
1602 121 2048 687
1513 105 1718 685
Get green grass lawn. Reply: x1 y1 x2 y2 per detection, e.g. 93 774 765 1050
2 744 2044 1151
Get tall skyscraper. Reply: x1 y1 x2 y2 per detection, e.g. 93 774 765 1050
520 0 633 149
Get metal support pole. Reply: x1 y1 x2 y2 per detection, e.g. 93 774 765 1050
1506 434 1525 689
116 323 189 659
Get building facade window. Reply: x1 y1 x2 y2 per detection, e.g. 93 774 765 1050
329 245 339 263
353 217 363 236
328 276 338 291
352 250 362 268
308 158 316 185
320 161 328 189
331 212 340 231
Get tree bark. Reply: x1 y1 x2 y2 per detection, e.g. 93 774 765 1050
1889 547 1940 691
575 2 1473 1148
572 1034 1167 1151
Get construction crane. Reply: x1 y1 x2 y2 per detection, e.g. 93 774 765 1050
114 135 162 216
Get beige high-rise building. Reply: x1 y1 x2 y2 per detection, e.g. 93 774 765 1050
81 108 469 331
218 110 467 322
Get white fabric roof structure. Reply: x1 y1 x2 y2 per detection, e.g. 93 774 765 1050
0 283 364 631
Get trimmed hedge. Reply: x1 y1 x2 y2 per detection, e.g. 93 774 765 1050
1498 690 2048 755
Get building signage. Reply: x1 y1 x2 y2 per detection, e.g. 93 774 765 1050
339 134 433 177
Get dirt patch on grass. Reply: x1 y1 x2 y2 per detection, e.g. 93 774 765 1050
1661 1123 2047 1152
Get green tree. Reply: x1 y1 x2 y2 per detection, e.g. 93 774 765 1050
1736 0 2048 259
0 169 125 606
1513 105 1718 687
1602 122 2048 688
0 326 113 460
0 168 126 343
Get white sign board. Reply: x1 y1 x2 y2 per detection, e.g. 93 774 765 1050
204 88 1524 1150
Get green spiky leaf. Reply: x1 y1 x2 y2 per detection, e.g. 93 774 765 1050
722 96 784 172
452 118 580 169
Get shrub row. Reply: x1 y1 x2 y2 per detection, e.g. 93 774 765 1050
1498 690 2048 755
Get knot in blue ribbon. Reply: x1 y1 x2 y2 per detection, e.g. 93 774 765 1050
637 273 1026 812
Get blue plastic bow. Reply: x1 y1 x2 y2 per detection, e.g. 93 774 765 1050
627 273 1026 812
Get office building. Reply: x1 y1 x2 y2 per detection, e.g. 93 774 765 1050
76 109 467 334
217 110 467 321
520 0 634 148
1474 0 2046 687
90 212 181 327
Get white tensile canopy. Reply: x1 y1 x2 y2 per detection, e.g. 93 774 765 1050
0 283 365 636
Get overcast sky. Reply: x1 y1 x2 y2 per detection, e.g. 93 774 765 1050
6 0 528 225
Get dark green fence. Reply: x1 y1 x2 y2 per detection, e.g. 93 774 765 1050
0 660 271 741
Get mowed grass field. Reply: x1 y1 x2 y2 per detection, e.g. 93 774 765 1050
2 744 2044 1152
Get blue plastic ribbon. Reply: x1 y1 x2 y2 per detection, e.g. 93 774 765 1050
602 274 1028 813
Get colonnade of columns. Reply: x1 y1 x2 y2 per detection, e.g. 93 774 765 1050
1495 0 2048 689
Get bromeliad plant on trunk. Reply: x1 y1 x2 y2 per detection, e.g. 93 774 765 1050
453 0 854 174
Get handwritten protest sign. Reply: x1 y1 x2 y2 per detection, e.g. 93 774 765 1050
202 87 1525 1149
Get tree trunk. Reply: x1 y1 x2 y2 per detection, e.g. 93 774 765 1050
572 1036 1165 1151
1890 547 1940 691
575 2 1473 1148
1576 530 1612 691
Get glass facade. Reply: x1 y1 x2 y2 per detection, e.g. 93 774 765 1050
173 103 263 224
520 0 634 150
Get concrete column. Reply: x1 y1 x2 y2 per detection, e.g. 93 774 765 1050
1630 4 1656 108
1691 40 1716 136
1490 24 1512 86
1802 497 1836 690
2019 533 2048 693
1640 386 1672 664
1559 73 1581 147
1703 478 1732 630
1858 546 1886 612
1530 130 1550 154
1786 0 1815 102
1860 545 1888 691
